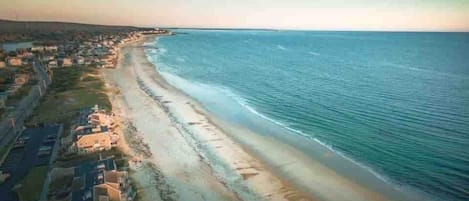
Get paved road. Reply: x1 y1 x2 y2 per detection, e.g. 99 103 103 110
0 58 51 152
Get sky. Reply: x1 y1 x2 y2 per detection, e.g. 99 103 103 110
0 0 468 31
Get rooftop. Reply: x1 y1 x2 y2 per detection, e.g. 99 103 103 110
71 158 116 201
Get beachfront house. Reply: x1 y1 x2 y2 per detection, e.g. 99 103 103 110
74 126 113 153
93 170 135 201
71 158 136 201
100 55 115 68
71 105 119 154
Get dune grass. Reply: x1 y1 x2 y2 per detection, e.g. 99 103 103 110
27 66 111 125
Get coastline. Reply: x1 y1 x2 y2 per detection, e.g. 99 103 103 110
103 35 395 201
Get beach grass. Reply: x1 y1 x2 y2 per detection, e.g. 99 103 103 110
5 79 38 107
15 166 48 201
55 147 127 167
26 66 111 125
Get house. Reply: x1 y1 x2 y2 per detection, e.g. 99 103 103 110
84 58 93 66
14 74 30 85
71 105 119 154
93 170 135 201
41 55 55 63
18 51 34 59
76 56 85 65
22 59 29 66
62 58 73 67
71 158 112 201
45 45 58 52
48 60 58 68
70 158 135 201
0 61 5 68
7 57 22 66
31 45 44 52
100 55 115 68
74 126 113 153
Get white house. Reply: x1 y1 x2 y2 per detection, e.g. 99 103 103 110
48 60 58 68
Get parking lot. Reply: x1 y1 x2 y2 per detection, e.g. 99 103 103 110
0 125 60 201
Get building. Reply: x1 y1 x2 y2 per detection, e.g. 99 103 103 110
93 170 135 201
71 158 135 201
31 45 44 52
22 59 29 66
100 55 115 68
48 60 58 68
76 56 85 65
62 58 73 67
14 74 30 85
18 51 34 59
74 126 113 153
41 55 55 63
7 57 22 66
72 105 119 154
45 45 58 51
0 61 5 68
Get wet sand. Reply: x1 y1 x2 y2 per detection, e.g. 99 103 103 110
102 36 394 201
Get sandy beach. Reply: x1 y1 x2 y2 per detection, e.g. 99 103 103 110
102 35 395 201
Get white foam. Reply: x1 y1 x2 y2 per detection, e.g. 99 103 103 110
309 51 320 56
276 45 287 50
176 57 186 62
221 87 403 187
159 48 168 54
143 38 432 201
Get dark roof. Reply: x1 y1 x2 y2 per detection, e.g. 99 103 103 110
76 126 108 137
71 158 116 201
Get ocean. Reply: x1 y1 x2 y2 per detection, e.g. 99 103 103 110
145 30 469 201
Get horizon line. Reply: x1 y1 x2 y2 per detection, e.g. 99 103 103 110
2 18 468 33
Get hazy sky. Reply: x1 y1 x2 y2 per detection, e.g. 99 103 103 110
0 0 468 31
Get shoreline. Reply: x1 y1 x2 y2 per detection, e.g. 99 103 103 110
103 35 396 201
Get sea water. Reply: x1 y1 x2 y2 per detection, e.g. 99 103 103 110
145 30 469 201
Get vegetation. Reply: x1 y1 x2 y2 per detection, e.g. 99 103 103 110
49 174 73 192
0 69 14 86
15 166 48 201
27 66 111 125
6 80 38 102
3 79 39 116
55 147 127 167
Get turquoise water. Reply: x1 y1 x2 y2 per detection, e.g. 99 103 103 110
145 30 469 201
2 41 34 52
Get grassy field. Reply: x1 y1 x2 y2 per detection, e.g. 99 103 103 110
5 79 39 108
15 166 48 201
27 66 111 125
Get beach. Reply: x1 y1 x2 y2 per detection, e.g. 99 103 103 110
102 35 396 201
